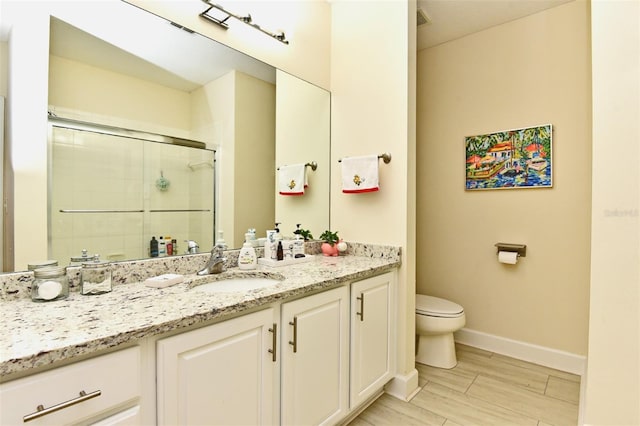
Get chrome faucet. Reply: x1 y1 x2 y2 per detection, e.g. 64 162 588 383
185 240 199 254
197 245 227 275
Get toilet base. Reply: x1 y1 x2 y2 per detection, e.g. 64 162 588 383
415 332 458 369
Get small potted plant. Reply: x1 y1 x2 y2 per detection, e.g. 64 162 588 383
319 230 340 257
293 227 313 241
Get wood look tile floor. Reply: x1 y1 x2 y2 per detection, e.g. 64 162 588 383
350 344 580 426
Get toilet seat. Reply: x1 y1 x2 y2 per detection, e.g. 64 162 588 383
416 295 464 318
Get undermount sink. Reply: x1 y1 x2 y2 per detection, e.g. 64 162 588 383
190 272 284 294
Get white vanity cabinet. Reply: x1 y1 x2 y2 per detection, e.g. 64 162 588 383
349 271 396 408
280 286 350 426
156 308 278 425
0 346 142 425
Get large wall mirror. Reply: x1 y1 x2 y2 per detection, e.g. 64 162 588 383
8 1 330 271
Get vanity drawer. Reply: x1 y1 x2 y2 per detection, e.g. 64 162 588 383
0 346 141 425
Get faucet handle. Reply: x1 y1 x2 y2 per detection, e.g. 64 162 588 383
184 240 199 254
212 244 225 257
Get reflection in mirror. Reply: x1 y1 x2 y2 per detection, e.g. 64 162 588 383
275 71 330 239
49 119 214 265
8 1 330 271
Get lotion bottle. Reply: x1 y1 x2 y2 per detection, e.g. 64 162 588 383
238 233 257 270
159 236 166 257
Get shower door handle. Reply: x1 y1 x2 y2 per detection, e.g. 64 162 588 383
59 209 144 213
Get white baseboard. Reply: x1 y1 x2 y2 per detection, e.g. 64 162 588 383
454 328 586 376
384 368 420 402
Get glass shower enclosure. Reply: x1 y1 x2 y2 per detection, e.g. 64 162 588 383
48 118 215 265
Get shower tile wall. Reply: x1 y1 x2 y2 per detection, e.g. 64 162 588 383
50 127 213 265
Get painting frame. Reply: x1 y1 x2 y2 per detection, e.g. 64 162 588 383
465 124 553 191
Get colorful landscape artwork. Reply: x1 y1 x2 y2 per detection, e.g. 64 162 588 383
465 124 553 190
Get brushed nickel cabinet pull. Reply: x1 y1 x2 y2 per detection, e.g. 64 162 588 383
268 323 277 362
23 390 102 422
356 293 365 321
288 317 298 353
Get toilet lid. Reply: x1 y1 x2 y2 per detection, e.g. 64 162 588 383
416 295 464 318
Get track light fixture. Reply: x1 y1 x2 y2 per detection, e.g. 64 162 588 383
199 1 289 45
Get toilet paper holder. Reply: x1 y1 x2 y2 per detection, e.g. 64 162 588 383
494 243 527 257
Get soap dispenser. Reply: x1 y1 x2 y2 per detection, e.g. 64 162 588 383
238 233 257 270
274 222 282 242
247 228 257 247
293 224 305 257
216 230 228 250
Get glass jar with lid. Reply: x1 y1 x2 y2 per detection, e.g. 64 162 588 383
31 266 69 302
69 249 98 266
27 260 58 271
80 261 112 295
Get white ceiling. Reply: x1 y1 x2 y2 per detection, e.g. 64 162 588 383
416 0 574 51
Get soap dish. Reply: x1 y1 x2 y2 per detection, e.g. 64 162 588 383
144 273 185 288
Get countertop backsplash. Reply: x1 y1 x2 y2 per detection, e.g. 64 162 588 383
0 241 400 302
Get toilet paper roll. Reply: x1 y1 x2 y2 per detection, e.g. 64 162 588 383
498 251 518 264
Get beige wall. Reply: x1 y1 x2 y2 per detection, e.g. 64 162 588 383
49 55 191 135
191 71 236 248
275 70 330 239
331 0 417 395
0 41 7 97
234 71 275 247
191 70 275 249
417 1 591 356
585 0 640 423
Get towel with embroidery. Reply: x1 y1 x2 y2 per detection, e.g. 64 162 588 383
341 155 379 193
278 164 307 196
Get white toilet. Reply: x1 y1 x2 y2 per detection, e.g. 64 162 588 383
415 294 466 369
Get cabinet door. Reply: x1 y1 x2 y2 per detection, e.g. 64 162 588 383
350 272 395 408
281 286 349 426
156 308 277 425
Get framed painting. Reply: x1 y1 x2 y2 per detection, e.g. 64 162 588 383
465 124 552 190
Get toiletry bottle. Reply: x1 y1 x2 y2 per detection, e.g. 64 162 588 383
166 236 173 256
150 236 158 257
276 240 284 261
172 239 178 255
238 234 257 270
274 222 283 249
293 224 305 256
285 242 294 260
159 236 166 257
216 230 228 250
265 230 276 260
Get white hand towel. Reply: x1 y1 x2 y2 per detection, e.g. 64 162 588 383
341 155 379 193
278 164 306 196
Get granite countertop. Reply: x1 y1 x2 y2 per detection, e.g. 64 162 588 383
0 249 400 379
